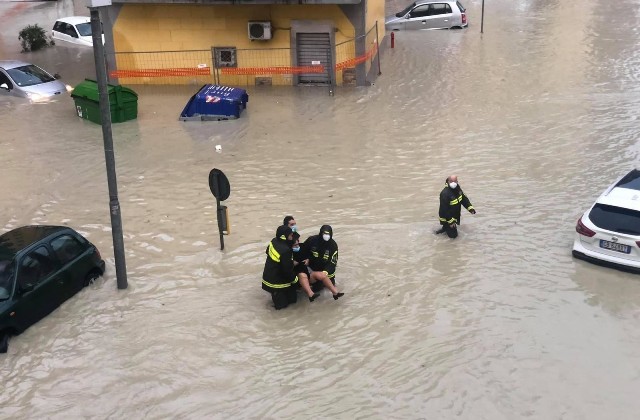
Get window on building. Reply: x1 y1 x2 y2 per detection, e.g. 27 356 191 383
213 47 237 68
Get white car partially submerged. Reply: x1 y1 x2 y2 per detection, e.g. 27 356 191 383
573 169 640 273
52 16 104 47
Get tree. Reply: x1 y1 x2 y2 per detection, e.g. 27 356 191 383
18 24 54 52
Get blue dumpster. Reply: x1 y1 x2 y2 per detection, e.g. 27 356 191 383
179 84 248 121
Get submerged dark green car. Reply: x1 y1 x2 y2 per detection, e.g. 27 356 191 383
0 226 105 353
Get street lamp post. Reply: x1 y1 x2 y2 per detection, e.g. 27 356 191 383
87 0 128 289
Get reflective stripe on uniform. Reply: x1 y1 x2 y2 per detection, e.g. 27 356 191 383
439 216 457 223
267 242 280 262
262 276 299 289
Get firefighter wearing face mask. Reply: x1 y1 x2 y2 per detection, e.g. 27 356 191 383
436 175 476 239
304 225 344 300
262 225 299 310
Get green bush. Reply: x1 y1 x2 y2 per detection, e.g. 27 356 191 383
18 24 54 52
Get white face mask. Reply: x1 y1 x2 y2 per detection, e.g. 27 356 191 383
322 234 330 241
449 182 458 189
291 225 297 233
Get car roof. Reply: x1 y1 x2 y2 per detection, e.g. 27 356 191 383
56 16 90 25
597 169 640 211
416 0 456 4
0 226 71 259
0 60 32 70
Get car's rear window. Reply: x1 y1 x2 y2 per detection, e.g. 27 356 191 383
76 23 92 37
615 169 640 191
589 204 640 235
457 1 466 12
6 65 55 87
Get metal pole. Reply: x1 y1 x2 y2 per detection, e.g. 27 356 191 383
481 0 485 34
216 196 225 251
375 21 381 76
90 8 128 290
326 47 334 96
211 172 225 250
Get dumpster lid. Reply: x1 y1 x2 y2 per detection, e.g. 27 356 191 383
71 78 138 102
195 84 246 103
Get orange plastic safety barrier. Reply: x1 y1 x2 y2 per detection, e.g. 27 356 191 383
109 67 210 78
108 43 379 78
335 43 378 71
220 65 325 75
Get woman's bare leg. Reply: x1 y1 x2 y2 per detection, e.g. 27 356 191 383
298 272 314 298
311 271 343 299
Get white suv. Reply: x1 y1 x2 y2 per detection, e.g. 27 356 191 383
573 169 640 272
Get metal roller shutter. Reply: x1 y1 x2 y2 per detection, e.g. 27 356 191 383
296 33 331 85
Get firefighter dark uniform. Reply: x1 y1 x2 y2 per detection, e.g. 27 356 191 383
438 181 475 238
292 232 310 276
305 225 338 282
262 225 299 310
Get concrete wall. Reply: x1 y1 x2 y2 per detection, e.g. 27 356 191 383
366 0 385 40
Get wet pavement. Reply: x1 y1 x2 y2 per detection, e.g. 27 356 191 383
1 0 640 418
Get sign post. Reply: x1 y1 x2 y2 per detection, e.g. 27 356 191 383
481 0 485 34
208 169 231 250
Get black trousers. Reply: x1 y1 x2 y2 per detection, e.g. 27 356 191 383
271 286 298 310
437 224 458 238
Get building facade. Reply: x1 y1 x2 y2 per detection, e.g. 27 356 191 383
103 0 385 87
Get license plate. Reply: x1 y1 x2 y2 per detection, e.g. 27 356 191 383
599 240 631 254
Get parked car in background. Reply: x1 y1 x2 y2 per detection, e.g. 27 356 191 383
573 169 640 273
52 16 104 47
0 60 71 101
0 226 105 353
386 1 468 30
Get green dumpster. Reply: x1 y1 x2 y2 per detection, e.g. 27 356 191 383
71 79 138 124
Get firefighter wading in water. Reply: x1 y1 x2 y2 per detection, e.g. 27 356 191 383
262 225 299 309
436 175 476 238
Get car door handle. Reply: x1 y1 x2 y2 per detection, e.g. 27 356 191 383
422 20 427 23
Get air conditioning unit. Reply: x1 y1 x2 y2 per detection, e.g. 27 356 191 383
248 21 272 40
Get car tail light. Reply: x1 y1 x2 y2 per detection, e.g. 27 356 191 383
636 241 640 248
576 217 596 237
94 246 102 260
461 13 467 24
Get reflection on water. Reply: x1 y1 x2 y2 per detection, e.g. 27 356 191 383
2 0 640 418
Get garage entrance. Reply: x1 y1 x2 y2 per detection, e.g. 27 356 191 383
296 32 331 85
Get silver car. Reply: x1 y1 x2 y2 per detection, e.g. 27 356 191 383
0 60 70 101
386 1 468 31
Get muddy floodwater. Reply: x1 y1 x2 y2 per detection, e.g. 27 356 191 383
2 0 640 418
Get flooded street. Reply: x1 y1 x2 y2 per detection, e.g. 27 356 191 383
2 0 640 418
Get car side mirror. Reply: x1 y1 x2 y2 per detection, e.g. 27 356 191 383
20 283 34 294
54 73 61 80
0 83 8 90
